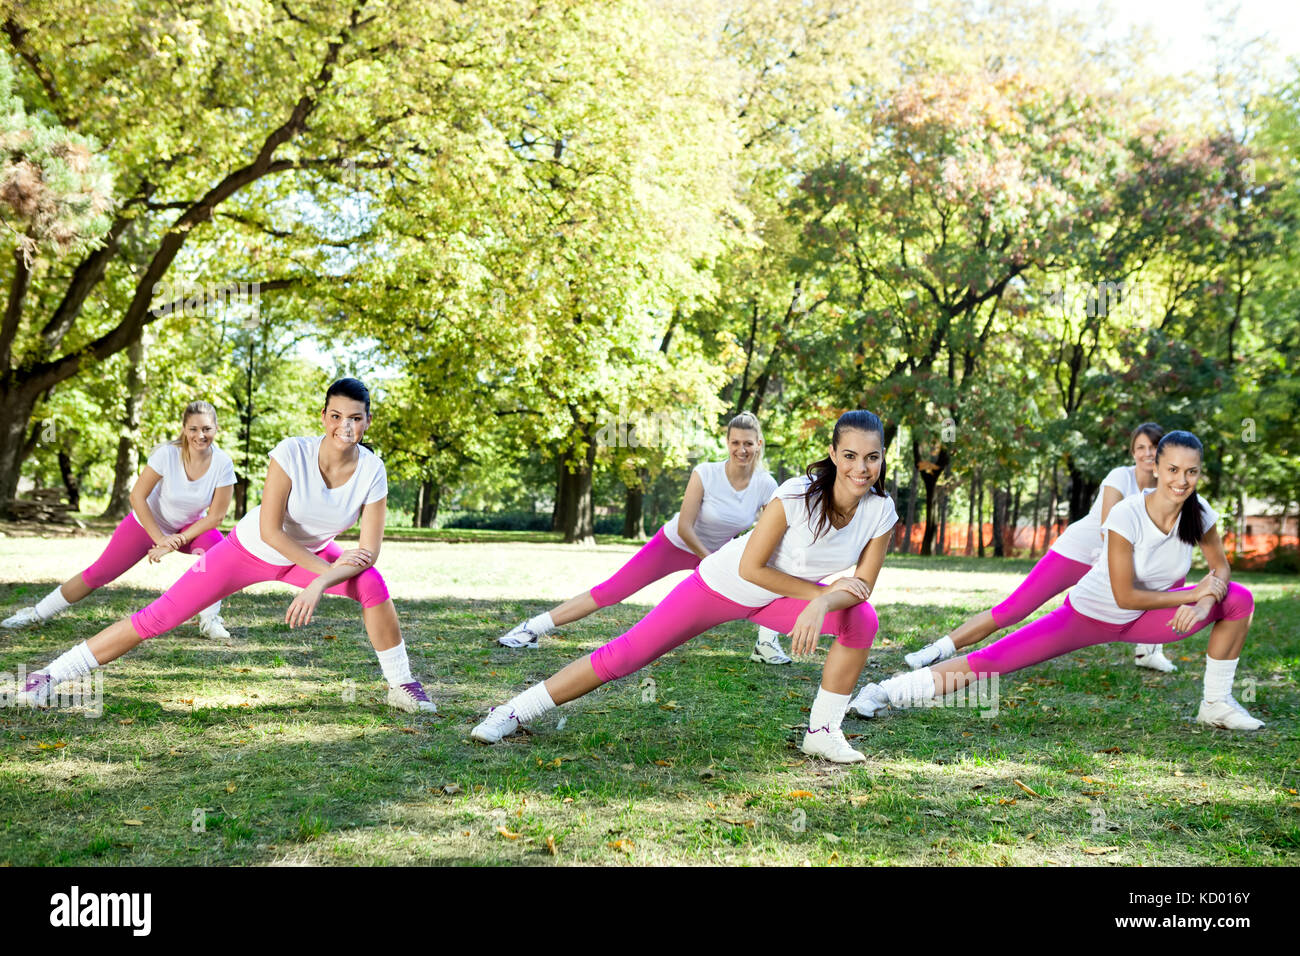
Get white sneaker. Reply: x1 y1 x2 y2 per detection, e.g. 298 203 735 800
498 621 542 649
197 615 232 641
848 682 890 718
1196 697 1264 731
2 606 44 630
15 670 54 708
1135 644 1177 673
801 725 866 763
751 627 792 665
905 642 947 670
387 680 437 713
471 705 523 743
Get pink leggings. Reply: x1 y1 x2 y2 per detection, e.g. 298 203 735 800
590 570 877 682
589 527 700 608
130 529 390 640
81 513 225 590
967 582 1254 676
989 550 1091 628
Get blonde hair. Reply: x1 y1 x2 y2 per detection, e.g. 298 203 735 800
170 400 218 467
726 411 764 466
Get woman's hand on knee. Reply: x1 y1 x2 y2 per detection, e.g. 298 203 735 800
1171 602 1210 634
791 599 828 657
332 548 373 569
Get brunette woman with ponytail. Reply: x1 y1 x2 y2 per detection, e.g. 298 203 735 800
474 410 900 763
855 431 1264 730
17 379 437 715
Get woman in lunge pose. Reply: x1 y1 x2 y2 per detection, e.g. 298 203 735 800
3 401 235 640
904 423 1178 673
18 379 436 714
497 412 792 664
474 410 899 763
852 431 1263 730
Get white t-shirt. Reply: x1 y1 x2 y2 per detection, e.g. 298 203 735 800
662 461 778 554
699 475 899 607
1050 465 1143 564
136 443 236 536
234 436 388 565
1068 491 1217 624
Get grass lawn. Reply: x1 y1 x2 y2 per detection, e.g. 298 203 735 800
0 536 1296 866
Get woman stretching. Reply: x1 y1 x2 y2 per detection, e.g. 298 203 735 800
3 401 235 641
904 422 1178 673
18 379 436 714
852 431 1263 731
498 412 792 665
474 410 899 763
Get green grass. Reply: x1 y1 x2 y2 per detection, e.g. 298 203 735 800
0 538 1295 866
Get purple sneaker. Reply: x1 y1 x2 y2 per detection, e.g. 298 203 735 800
387 680 437 713
17 670 54 708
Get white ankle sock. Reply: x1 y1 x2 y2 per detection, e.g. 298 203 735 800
528 612 555 635
47 641 100 685
375 641 413 685
1202 655 1238 703
508 682 556 723
809 687 850 731
199 601 223 621
35 587 72 620
935 635 956 659
882 668 937 707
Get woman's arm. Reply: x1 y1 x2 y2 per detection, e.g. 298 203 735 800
1170 526 1232 634
175 484 234 543
737 500 827 602
672 471 710 559
284 497 385 628
259 458 334 577
786 531 890 656
1108 529 1226 611
1097 486 1125 527
129 466 182 548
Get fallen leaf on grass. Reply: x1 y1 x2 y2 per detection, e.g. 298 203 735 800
659 701 680 711
225 784 237 794
788 790 815 799
398 728 420 735
607 840 634 853
706 801 718 810
970 783 986 791
997 798 1017 806
179 698 194 706
720 818 755 828
1082 790 1104 797
117 718 135 726
497 827 520 840
1013 779 1040 798
1081 846 1119 855
1096 746 1124 754
654 760 672 767
443 784 461 795
36 741 66 750
545 835 558 856
122 820 144 827
1287 788 1297 796
1173 770 1185 777
322 635 337 641
562 797 574 804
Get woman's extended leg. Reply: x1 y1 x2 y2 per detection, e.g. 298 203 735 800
497 529 700 647
904 551 1089 668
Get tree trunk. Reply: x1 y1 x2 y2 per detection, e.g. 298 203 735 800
552 454 568 533
1066 458 1095 524
903 446 919 555
1047 466 1060 547
102 334 148 519
420 480 439 528
1028 469 1042 557
992 483 1010 558
623 481 646 540
1010 482 1022 554
977 469 986 558
937 488 948 556
57 449 81 511
916 441 949 556
233 475 250 519
558 425 597 544
966 470 976 556
0 388 40 517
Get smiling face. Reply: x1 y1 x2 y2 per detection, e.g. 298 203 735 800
1155 443 1202 504
1131 432 1158 479
183 413 217 455
829 427 883 502
727 427 761 468
322 396 370 450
